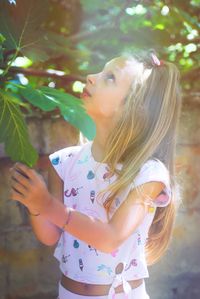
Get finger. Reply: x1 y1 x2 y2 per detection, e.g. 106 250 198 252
11 168 30 188
14 162 33 179
13 163 30 179
11 178 27 196
11 185 23 195
9 187 24 202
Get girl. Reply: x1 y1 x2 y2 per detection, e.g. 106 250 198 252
9 50 182 299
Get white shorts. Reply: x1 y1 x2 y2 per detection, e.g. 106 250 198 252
57 280 150 299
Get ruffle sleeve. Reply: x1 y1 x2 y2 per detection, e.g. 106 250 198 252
49 145 81 181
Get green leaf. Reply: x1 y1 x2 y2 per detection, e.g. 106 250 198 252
0 90 38 167
60 104 96 141
39 87 96 140
40 86 83 108
20 86 58 111
6 92 31 110
17 84 96 139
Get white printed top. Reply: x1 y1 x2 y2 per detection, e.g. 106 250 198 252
49 141 171 298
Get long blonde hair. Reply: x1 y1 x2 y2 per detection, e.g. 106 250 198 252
94 50 182 265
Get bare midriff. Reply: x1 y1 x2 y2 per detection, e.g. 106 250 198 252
61 274 144 296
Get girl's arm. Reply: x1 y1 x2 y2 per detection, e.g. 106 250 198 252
42 181 164 252
29 214 61 246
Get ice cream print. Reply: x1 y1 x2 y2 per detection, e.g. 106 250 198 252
90 190 95 203
88 244 98 256
73 240 80 248
51 151 74 166
87 170 95 180
79 258 84 271
51 156 60 165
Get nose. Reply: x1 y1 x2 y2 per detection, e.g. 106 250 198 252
86 74 96 85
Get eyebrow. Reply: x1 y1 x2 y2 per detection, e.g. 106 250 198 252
104 63 119 72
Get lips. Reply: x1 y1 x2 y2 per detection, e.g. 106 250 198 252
81 87 92 98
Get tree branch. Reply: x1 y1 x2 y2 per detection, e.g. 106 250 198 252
2 66 86 83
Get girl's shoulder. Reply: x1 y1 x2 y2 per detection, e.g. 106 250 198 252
49 144 81 162
49 141 90 162
140 158 169 176
131 158 171 208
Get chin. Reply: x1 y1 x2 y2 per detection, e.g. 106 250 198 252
86 110 99 123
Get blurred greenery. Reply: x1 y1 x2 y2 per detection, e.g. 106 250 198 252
0 0 199 166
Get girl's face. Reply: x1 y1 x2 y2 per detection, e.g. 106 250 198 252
81 57 136 122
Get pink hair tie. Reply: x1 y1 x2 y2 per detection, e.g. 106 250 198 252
150 53 164 67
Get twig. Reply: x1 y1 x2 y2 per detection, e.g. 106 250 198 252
2 66 86 83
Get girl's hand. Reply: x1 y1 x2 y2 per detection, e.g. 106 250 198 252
9 162 53 214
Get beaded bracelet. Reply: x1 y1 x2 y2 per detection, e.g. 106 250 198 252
62 208 72 231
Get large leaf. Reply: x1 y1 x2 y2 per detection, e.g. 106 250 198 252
0 90 38 167
20 86 58 111
60 104 96 141
18 84 96 140
40 87 96 140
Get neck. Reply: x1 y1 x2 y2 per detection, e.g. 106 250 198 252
91 121 114 162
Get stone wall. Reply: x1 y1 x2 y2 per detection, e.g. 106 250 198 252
0 99 200 299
